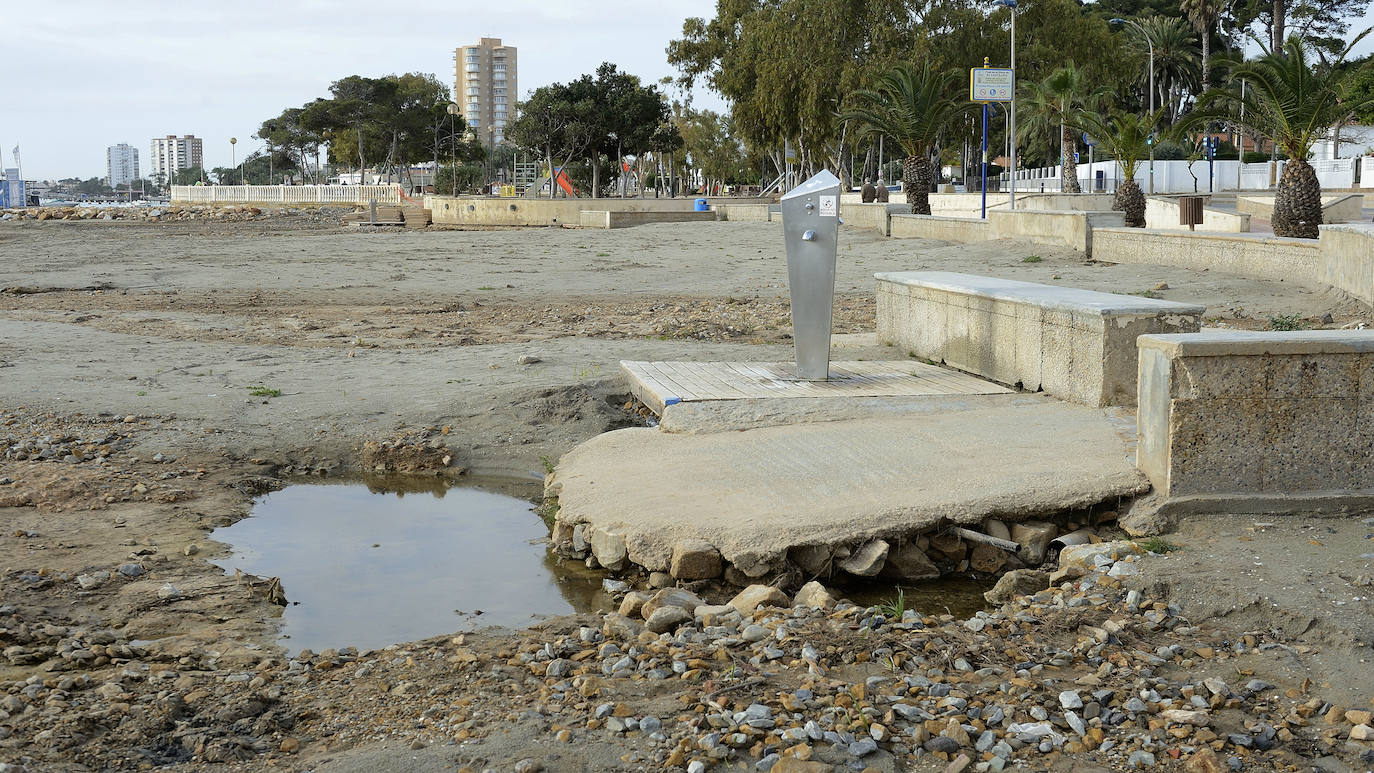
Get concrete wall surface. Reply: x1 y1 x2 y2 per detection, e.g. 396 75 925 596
578 210 719 229
426 195 747 226
926 192 1116 218
889 214 991 243
987 210 1125 254
1144 197 1251 232
1236 193 1365 224
717 204 773 222
1317 223 1374 305
836 203 908 235
1137 330 1374 503
1093 228 1320 284
875 270 1203 406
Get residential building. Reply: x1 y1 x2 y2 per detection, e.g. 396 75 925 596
149 135 203 183
106 143 140 188
453 37 517 147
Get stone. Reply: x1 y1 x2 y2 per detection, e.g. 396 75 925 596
590 529 628 571
928 532 965 559
1352 724 1374 741
1058 541 1138 570
618 591 651 618
1161 709 1210 726
648 572 673 589
1059 690 1083 710
984 519 1011 541
117 563 145 577
837 540 889 576
925 736 961 754
943 755 972 773
770 759 832 773
969 543 1008 573
793 581 837 609
729 585 790 615
1010 521 1057 564
983 569 1051 604
693 604 738 626
879 543 940 581
1184 747 1225 773
789 545 834 576
641 587 705 619
157 584 180 600
1127 750 1156 768
645 605 692 633
670 539 722 580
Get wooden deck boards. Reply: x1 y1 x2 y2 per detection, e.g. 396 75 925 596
621 360 1013 414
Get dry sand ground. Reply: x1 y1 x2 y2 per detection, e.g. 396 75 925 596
0 214 1370 772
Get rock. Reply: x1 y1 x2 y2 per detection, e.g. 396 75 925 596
1184 747 1225 773
1351 724 1374 741
847 737 878 756
925 736 961 754
969 543 1008 573
648 571 673 589
117 563 145 577
984 569 1051 604
837 540 888 576
513 759 542 773
618 591 651 618
1153 282 1169 291
1010 521 1057 564
645 606 692 634
517 355 542 365
793 581 837 609
590 529 628 571
729 584 790 615
1127 750 1156 768
984 519 1011 541
157 584 180 600
1059 690 1083 710
693 604 738 626
1161 709 1210 726
602 613 640 640
789 544 834 576
1058 541 1138 570
640 587 704 619
741 624 770 643
928 532 965 558
670 539 722 580
770 759 832 773
880 542 940 581
943 755 972 773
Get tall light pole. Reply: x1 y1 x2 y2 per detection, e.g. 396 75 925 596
230 137 238 185
995 0 1018 209
1112 18 1155 193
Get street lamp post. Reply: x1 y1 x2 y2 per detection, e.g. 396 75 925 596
1111 18 1155 194
230 137 238 185
446 103 460 197
995 0 1018 209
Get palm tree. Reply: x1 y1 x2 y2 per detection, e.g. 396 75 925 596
1128 17 1202 123
1185 35 1374 238
1071 109 1164 227
1178 0 1221 88
1017 65 1105 193
838 62 964 215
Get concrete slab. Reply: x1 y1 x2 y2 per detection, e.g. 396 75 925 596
551 398 1149 576
621 359 1012 415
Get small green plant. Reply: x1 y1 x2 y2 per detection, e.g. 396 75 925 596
247 386 282 398
596 251 610 257
135 390 146 397
874 588 906 619
1021 255 1043 263
539 455 556 475
1267 314 1304 331
1136 536 1181 554
476 286 497 291
536 496 560 527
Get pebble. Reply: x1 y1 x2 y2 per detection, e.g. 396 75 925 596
1059 690 1083 710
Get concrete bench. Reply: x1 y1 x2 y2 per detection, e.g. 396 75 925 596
1137 331 1374 508
875 271 1204 407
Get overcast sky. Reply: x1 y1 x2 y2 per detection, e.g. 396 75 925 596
7 1 1372 181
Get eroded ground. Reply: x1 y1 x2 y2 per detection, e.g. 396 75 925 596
0 214 1370 772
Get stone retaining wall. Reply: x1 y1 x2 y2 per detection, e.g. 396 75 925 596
1093 228 1320 285
1317 223 1374 305
1137 330 1374 506
578 210 719 229
875 271 1203 407
889 214 991 243
1144 198 1251 232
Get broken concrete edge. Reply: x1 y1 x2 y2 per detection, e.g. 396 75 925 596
1120 490 1374 536
547 489 1149 590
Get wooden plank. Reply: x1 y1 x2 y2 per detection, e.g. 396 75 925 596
636 362 701 404
682 362 762 400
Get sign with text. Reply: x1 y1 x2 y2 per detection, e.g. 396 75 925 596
970 68 1014 102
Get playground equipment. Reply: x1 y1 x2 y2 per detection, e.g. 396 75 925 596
521 167 583 199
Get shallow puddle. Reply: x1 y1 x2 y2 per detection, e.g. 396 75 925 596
211 477 613 652
838 575 996 619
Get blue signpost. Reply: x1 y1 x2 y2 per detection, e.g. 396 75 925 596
970 59 1014 219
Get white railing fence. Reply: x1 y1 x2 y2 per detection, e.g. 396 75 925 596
171 185 402 206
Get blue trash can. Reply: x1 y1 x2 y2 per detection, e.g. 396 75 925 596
694 198 709 212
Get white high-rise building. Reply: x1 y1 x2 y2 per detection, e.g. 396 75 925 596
149 135 203 183
106 143 140 188
453 37 517 147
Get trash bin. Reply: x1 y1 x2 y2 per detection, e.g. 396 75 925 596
1179 196 1204 230
694 198 709 212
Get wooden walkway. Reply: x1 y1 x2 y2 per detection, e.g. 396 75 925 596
621 360 1012 414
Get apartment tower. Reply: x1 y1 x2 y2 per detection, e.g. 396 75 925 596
106 143 140 188
453 38 516 147
149 135 204 183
